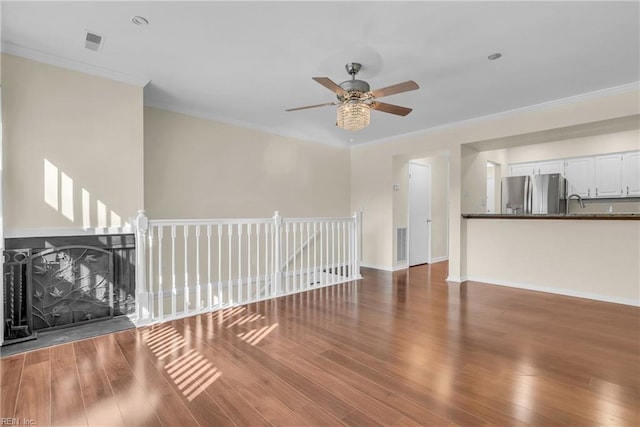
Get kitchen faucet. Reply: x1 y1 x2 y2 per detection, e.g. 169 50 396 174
566 194 585 215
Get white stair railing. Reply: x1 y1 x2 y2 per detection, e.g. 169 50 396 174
134 211 361 325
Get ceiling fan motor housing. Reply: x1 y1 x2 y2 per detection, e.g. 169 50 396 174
338 79 370 101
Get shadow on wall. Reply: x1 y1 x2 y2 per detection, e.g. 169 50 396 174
43 158 128 229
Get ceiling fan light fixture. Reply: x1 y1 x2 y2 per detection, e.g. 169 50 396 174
337 101 370 131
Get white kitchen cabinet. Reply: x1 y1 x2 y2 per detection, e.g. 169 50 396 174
536 160 565 175
509 163 536 177
622 151 640 197
509 160 564 177
565 157 595 198
594 154 623 197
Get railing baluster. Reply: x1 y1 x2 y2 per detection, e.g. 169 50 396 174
247 223 252 303
207 225 212 309
320 222 329 286
256 223 261 299
340 221 347 277
158 226 164 321
237 223 243 304
148 226 154 319
217 224 223 307
228 224 233 306
292 222 297 293
195 225 201 312
285 222 290 294
184 225 189 315
264 223 269 298
313 223 317 288
306 222 311 290
331 221 336 284
171 225 177 318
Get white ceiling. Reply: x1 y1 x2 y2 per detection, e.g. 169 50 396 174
2 1 639 147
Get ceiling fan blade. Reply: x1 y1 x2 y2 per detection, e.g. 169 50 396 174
371 102 413 116
371 80 419 98
312 77 348 96
286 102 337 112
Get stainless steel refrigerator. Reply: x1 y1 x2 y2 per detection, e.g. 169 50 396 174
501 173 567 214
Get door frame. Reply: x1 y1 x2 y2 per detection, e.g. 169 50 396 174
407 162 432 266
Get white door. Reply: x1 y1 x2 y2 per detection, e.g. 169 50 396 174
408 163 431 266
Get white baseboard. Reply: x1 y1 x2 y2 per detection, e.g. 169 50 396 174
467 276 640 307
445 275 467 283
430 256 449 263
360 262 394 272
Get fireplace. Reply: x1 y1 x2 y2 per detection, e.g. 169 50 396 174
3 234 136 345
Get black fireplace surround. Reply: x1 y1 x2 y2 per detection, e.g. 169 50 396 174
3 234 135 344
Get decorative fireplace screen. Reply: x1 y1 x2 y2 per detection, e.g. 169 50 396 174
31 246 114 330
3 234 136 344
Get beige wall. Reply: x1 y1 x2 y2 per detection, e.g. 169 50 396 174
144 107 350 219
465 218 640 305
1 54 144 234
504 129 639 163
351 88 640 276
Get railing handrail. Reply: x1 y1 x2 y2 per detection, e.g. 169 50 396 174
149 217 274 226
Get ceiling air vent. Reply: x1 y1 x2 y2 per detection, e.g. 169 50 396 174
85 31 104 51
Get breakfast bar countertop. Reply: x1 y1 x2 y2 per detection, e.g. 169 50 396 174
461 213 640 220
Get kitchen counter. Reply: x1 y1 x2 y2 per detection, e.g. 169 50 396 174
462 213 640 220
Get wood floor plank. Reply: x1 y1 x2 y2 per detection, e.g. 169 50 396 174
73 338 125 426
14 360 50 426
172 316 342 426
113 330 202 427
50 344 87 426
0 354 24 419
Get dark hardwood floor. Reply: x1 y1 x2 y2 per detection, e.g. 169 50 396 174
1 262 639 426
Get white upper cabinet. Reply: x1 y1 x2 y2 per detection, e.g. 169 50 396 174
509 160 564 177
509 151 639 198
594 154 623 197
509 163 536 177
622 151 640 197
565 157 595 198
536 160 565 175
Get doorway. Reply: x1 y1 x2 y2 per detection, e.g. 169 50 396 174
408 162 431 266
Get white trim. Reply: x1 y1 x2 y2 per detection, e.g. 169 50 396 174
4 226 135 239
467 276 640 307
360 262 394 272
358 82 640 148
446 276 467 283
430 256 449 263
1 42 150 87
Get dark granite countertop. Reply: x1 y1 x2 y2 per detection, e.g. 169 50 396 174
462 213 640 220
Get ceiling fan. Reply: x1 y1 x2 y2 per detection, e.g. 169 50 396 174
286 62 420 131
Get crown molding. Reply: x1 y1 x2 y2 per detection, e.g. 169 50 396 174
358 81 640 148
1 42 150 87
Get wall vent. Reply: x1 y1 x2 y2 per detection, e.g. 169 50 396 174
396 227 407 263
85 31 104 51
